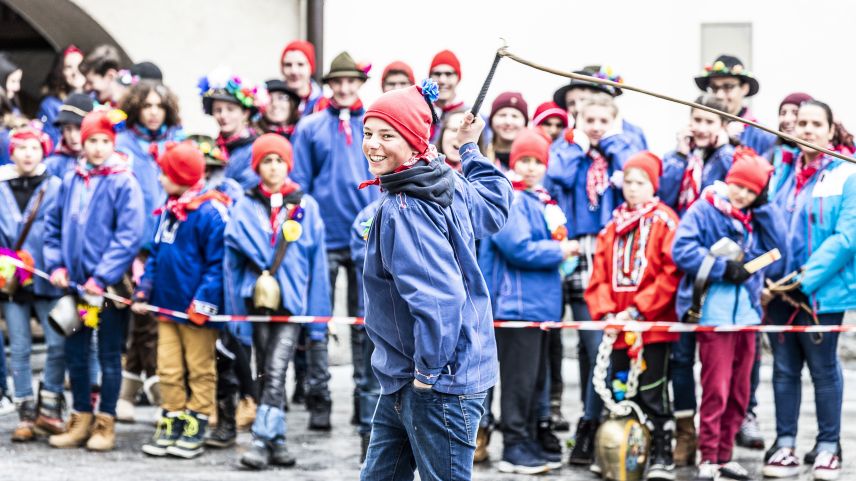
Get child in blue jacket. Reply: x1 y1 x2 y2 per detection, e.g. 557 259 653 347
672 152 785 480
44 109 145 452
133 143 228 459
223 133 331 470
43 93 94 179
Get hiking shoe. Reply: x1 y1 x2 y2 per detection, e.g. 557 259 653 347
497 442 551 475
166 411 208 459
142 411 184 457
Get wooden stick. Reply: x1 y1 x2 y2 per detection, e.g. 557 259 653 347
744 248 781 274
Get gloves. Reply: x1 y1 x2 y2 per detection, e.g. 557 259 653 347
723 260 751 284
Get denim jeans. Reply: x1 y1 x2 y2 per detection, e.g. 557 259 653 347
767 299 843 452
3 299 64 399
358 332 380 435
64 305 128 415
671 332 698 414
572 301 604 421
361 384 486 481
0 328 8 394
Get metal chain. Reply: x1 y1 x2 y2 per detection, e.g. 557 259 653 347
591 329 645 418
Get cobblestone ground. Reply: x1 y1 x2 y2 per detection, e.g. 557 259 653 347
0 351 853 481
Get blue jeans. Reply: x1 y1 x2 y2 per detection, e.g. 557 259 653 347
361 384 486 481
3 299 64 399
572 301 604 421
671 332 697 414
0 328 8 394
767 299 843 452
64 305 128 415
358 333 380 435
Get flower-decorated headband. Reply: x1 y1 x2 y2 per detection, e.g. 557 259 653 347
116 69 140 87
198 67 269 111
419 78 440 125
699 60 754 79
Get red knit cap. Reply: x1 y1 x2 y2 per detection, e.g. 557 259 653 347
8 127 53 157
510 129 550 170
281 40 316 74
779 92 813 110
382 61 415 85
429 50 461 79
80 110 117 143
490 92 529 126
364 85 432 154
532 101 568 127
158 142 205 187
623 151 663 192
725 147 774 195
252 133 294 173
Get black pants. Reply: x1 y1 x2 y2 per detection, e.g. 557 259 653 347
496 327 548 445
327 248 362 401
548 329 564 399
215 331 255 404
610 342 671 425
254 323 301 409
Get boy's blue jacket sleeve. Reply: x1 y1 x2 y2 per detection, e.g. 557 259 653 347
42 179 65 275
192 208 227 310
671 201 728 282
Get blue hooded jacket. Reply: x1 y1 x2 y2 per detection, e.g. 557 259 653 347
767 143 801 197
479 189 564 322
136 197 228 328
350 199 381 318
773 156 856 314
659 144 735 216
44 151 78 179
0 169 63 298
222 135 258 191
622 119 648 152
362 145 512 395
291 105 379 250
672 181 787 324
544 134 636 238
43 154 145 287
741 125 776 157
222 188 331 341
36 95 63 148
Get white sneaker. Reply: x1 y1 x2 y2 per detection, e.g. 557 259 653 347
695 460 719 480
0 393 14 416
719 461 750 480
813 451 841 480
763 447 801 478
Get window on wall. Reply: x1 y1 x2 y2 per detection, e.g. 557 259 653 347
700 23 753 72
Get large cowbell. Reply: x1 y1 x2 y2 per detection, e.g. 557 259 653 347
594 402 651 481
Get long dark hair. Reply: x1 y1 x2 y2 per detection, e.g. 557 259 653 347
43 45 83 99
0 54 20 110
120 80 181 128
801 100 855 151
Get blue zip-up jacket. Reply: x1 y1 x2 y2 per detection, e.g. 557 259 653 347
741 125 776 157
136 197 228 328
222 188 331 341
44 151 78 179
479 189 564 322
672 181 787 324
0 169 63 298
115 126 185 250
544 134 636 238
222 135 258 191
659 144 735 216
773 156 856 314
0 129 10 166
291 105 379 250
767 143 801 197
43 154 145 287
350 199 381 318
36 95 63 148
623 119 648 152
362 145 512 395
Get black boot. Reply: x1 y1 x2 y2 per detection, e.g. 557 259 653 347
537 419 562 454
270 438 297 467
205 396 236 448
567 417 598 465
360 432 371 464
292 377 306 407
307 393 332 431
549 393 570 432
350 394 360 426
646 420 676 481
240 439 271 470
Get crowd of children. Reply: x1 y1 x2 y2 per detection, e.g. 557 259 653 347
0 41 854 481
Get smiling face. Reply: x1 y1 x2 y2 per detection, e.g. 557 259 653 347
726 182 758 210
85 70 117 103
363 117 417 177
778 103 800 135
382 72 412 93
622 168 655 208
689 108 725 148
11 138 43 176
580 104 616 146
440 111 465 163
708 77 749 115
5 69 22 99
429 65 459 104
83 133 113 165
63 52 85 91
266 91 294 124
795 103 835 157
513 156 547 189
491 107 526 144
212 100 249 137
281 50 312 96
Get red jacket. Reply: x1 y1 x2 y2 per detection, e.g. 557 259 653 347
584 201 681 349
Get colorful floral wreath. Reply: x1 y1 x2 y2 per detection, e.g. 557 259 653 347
700 60 754 78
197 67 269 111
591 66 623 85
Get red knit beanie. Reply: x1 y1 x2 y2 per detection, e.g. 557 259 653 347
281 40 316 74
8 127 53 157
725 147 773 195
623 151 663 192
252 133 294 173
365 84 432 154
382 61 415 85
510 129 550 170
779 92 813 110
157 142 205 187
80 110 117 144
490 92 529 126
532 101 568 127
429 50 462 79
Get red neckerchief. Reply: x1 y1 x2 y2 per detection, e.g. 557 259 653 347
358 145 439 190
75 160 129 188
612 199 659 236
259 180 301 245
678 148 704 212
324 98 364 146
586 147 609 209
265 123 295 138
794 153 824 196
703 187 753 233
152 181 230 222
55 139 79 158
216 128 255 162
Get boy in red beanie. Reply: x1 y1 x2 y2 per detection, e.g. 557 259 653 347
359 81 512 481
533 101 569 142
428 49 467 144
585 151 682 480
672 149 785 481
224 133 330 469
45 108 145 452
134 142 228 459
479 128 577 473
381 61 415 93
280 40 322 115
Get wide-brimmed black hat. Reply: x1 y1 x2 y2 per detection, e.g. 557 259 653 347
264 79 301 105
694 55 759 97
54 93 95 126
552 66 623 109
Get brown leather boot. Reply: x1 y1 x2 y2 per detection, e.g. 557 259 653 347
11 399 37 442
674 415 697 467
86 413 116 451
49 412 94 448
235 396 257 432
34 389 66 435
473 426 491 463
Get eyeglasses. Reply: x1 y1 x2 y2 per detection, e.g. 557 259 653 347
430 70 458 79
707 82 741 94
